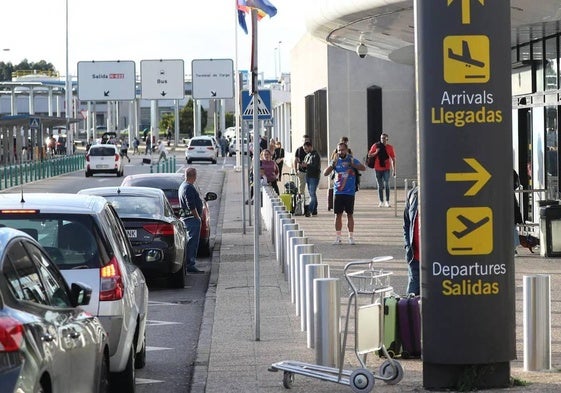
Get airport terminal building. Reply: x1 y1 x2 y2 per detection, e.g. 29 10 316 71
290 0 561 218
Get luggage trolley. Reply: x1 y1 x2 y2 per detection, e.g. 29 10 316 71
269 256 404 392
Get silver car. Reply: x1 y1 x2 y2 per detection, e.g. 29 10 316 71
0 227 109 393
0 193 149 392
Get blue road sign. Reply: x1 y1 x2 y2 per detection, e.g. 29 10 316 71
241 90 271 120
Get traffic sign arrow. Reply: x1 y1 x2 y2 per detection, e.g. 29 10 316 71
104 90 110 97
447 0 484 24
445 158 490 196
160 91 167 97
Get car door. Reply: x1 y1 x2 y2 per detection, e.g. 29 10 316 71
3 240 71 393
25 241 104 392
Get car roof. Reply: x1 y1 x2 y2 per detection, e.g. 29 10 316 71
121 173 184 189
190 136 213 140
0 193 108 214
78 186 166 199
0 227 35 245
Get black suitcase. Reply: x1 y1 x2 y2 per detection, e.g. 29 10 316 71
142 158 151 165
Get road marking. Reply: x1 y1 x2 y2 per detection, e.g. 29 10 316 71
147 346 173 351
146 320 183 327
136 378 165 385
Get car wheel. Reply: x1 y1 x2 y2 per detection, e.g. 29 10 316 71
98 353 110 393
197 238 210 257
187 159 192 164
85 171 91 178
212 159 217 164
170 263 186 288
134 331 146 369
111 347 135 393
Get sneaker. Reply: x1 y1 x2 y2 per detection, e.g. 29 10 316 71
378 202 384 207
384 201 391 207
348 237 355 245
332 237 342 245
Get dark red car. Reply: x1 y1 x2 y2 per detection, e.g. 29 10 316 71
120 173 217 256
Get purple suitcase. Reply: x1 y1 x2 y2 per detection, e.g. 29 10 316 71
397 296 421 358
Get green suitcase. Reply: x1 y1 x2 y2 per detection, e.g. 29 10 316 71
377 295 401 358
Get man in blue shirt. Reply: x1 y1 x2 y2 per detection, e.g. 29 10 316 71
323 142 366 244
179 167 204 274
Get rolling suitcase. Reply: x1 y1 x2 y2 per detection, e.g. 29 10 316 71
142 158 151 165
377 295 400 358
397 296 421 358
279 193 293 213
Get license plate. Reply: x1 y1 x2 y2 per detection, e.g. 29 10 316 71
126 229 137 238
97 164 109 169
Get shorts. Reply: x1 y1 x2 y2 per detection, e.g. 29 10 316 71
333 194 355 215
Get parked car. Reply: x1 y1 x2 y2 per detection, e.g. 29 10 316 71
228 138 249 156
0 227 110 393
0 193 149 391
185 136 217 164
78 186 188 288
86 144 124 177
120 173 218 257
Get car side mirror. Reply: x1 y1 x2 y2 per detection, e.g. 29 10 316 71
70 282 92 307
204 192 218 202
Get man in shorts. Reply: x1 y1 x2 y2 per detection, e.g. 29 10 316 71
323 142 366 244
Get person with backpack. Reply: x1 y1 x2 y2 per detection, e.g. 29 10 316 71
368 133 396 207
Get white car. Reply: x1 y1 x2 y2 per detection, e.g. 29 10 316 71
228 138 250 156
186 136 218 164
0 193 149 391
86 144 124 177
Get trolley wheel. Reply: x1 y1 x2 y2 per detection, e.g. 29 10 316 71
349 368 375 393
282 371 294 389
378 359 404 385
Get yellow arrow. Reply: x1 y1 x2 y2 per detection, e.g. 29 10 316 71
445 158 491 196
447 0 485 24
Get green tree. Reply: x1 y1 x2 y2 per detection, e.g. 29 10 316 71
158 100 208 138
0 59 56 82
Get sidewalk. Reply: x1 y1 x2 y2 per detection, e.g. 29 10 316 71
193 168 561 392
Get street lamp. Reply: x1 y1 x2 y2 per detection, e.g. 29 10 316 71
65 0 72 154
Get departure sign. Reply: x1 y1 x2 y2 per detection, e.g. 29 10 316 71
416 0 515 389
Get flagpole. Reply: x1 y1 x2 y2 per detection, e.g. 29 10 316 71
234 1 242 173
251 7 261 342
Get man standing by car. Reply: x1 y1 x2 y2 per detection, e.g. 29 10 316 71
179 167 205 274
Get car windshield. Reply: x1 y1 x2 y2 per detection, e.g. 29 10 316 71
0 214 104 269
90 147 116 156
190 139 212 147
102 195 163 217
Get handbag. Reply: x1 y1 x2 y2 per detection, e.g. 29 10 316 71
366 154 375 168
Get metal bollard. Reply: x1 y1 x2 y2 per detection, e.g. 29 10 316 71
271 205 285 244
524 274 551 371
314 277 340 367
284 229 303 282
299 253 322 330
275 214 292 256
306 263 329 347
292 244 314 310
277 218 294 273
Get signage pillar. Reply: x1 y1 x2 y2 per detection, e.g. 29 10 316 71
415 1 515 389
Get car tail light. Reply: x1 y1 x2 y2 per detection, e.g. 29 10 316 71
99 257 124 301
188 147 195 150
206 147 214 151
143 223 175 236
86 154 90 162
0 317 24 352
114 154 120 161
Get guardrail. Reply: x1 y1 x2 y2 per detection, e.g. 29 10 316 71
0 154 85 190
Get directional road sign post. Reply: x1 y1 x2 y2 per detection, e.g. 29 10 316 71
140 59 185 100
77 61 136 101
416 0 514 388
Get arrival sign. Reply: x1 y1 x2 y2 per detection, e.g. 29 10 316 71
416 0 515 388
77 61 136 101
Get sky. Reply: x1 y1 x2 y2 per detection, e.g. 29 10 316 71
1 0 309 79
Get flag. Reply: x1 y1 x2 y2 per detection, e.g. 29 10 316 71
237 0 277 19
238 9 248 34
